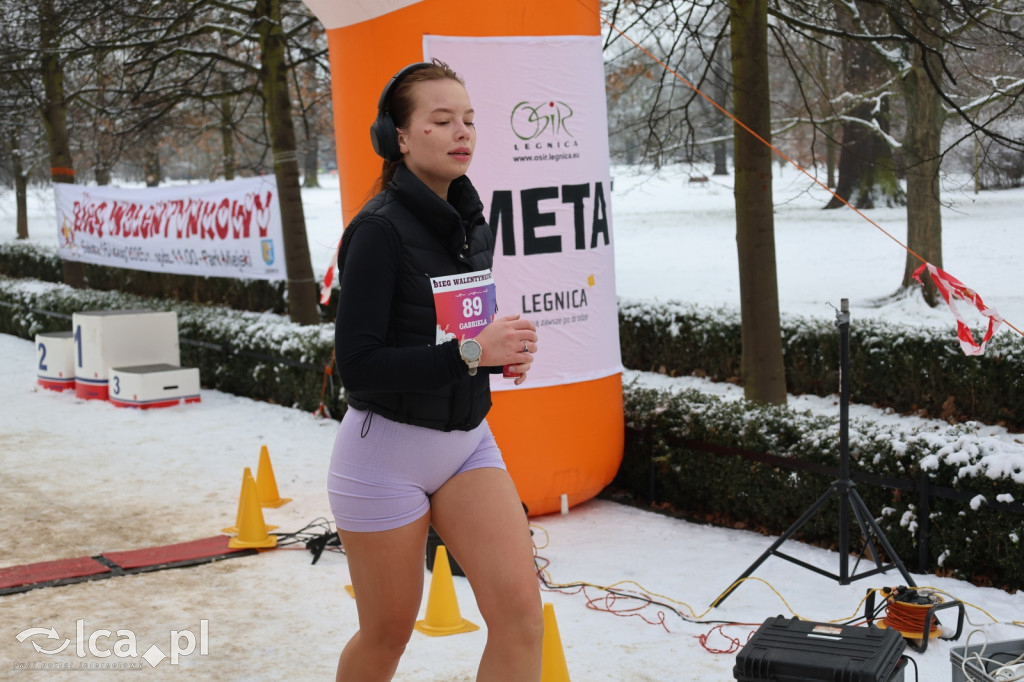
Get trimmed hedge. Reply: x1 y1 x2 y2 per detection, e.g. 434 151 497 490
615 383 1024 590
618 299 1024 431
0 241 63 282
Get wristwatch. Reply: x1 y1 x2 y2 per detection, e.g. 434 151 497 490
459 338 482 376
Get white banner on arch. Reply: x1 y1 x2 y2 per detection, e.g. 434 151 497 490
424 34 622 390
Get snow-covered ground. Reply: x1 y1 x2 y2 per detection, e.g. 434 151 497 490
1 166 1023 680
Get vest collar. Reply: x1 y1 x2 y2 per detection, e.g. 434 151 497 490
389 165 483 254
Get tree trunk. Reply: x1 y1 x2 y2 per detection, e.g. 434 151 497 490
825 0 903 210
39 0 85 288
973 134 981 194
711 45 730 176
143 125 162 186
144 149 161 186
257 0 319 325
303 129 320 188
15 172 29 239
826 121 837 188
899 68 944 305
220 97 236 180
713 141 729 176
10 134 29 239
730 0 787 405
825 99 901 209
897 0 945 306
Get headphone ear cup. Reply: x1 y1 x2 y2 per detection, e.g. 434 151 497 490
370 111 401 162
371 62 432 162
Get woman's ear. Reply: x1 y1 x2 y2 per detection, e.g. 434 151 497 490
396 127 409 156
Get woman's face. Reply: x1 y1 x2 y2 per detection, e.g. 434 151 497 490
396 78 475 199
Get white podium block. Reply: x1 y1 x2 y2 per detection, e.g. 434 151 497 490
35 331 76 392
108 364 201 409
71 310 180 400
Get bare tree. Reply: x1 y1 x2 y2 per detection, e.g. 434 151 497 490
0 0 176 257
777 0 1024 303
0 118 41 239
604 0 734 167
604 0 787 403
731 0 787 404
13 0 329 323
37 0 89 286
824 0 904 209
253 0 320 323
288 26 333 188
0 8 46 239
129 0 325 323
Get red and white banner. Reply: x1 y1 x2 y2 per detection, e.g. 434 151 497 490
54 177 286 281
913 262 1003 356
424 35 622 390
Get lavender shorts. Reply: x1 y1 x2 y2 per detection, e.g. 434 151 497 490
327 408 506 533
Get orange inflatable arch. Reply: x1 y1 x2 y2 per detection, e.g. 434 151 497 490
309 0 623 516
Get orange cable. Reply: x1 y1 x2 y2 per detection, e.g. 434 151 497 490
585 0 1024 339
882 599 943 638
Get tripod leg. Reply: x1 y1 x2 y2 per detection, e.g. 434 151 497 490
848 493 886 570
709 483 840 608
848 487 916 587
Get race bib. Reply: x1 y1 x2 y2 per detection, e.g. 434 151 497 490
430 269 497 344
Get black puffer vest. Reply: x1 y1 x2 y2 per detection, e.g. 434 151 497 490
339 165 496 431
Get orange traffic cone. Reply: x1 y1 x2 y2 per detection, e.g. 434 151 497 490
541 602 571 682
414 545 479 636
227 468 277 549
256 445 291 508
222 467 277 534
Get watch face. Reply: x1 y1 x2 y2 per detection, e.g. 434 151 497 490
462 339 482 361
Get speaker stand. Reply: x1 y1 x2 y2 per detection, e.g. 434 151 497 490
710 299 916 608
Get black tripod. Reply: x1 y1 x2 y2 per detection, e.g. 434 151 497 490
710 299 915 608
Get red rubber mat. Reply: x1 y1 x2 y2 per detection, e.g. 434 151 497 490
0 556 111 590
103 535 246 570
0 536 259 596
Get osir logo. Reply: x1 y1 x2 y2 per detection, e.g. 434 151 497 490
510 100 574 141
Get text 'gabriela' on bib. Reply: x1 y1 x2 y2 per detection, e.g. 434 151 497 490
430 269 497 345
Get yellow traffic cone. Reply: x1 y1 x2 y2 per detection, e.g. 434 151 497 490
541 602 571 682
222 467 277 534
414 545 479 636
228 468 278 549
256 445 291 508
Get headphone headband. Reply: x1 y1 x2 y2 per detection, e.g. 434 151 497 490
376 62 433 115
370 62 434 161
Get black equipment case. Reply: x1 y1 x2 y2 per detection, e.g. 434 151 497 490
734 616 906 682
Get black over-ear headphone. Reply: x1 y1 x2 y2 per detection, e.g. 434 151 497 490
369 62 434 162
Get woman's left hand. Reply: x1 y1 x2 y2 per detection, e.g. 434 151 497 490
475 314 537 384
